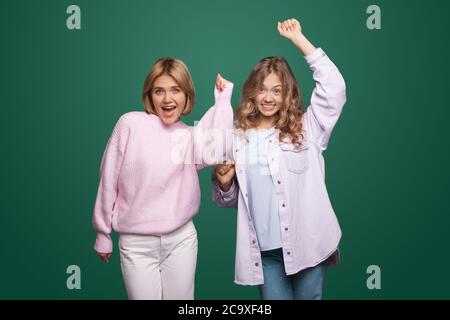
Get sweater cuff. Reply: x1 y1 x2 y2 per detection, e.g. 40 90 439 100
305 48 325 65
94 233 113 253
214 83 234 104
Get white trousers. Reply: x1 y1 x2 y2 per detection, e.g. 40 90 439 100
119 221 198 300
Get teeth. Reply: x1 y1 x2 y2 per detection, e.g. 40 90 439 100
162 106 176 110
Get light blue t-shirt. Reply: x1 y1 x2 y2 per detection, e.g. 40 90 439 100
245 128 282 251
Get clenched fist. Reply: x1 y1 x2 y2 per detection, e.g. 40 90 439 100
277 18 302 43
215 160 236 192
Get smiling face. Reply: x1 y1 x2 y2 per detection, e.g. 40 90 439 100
254 72 283 128
150 74 187 126
237 56 305 146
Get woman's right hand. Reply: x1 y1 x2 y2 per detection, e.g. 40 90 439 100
277 18 316 56
96 252 112 263
277 18 302 42
215 160 236 192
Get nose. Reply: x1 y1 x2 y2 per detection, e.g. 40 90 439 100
162 92 173 104
263 92 274 103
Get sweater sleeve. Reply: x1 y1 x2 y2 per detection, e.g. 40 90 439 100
303 48 347 151
193 83 234 171
92 114 130 253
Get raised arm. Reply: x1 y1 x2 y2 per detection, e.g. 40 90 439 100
278 18 316 56
278 18 347 150
193 75 234 170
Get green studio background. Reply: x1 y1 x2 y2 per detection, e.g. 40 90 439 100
1 0 449 299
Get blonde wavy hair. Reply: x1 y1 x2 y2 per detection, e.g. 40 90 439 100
142 57 196 115
236 56 304 148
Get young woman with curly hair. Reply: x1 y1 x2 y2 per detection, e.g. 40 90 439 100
212 18 347 300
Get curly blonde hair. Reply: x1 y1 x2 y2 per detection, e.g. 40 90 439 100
236 56 304 148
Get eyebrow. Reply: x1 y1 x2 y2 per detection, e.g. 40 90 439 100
152 86 181 90
261 84 282 89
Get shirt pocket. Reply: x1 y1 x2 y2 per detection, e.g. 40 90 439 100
279 143 309 174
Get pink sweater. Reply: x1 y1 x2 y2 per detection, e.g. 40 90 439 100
93 84 234 253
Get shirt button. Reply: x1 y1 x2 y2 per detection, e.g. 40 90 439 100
255 262 259 267
282 203 286 208
285 227 289 231
277 180 281 184
287 252 291 255
252 240 256 244
235 149 239 153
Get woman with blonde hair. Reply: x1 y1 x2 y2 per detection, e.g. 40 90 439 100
93 57 233 300
212 18 346 300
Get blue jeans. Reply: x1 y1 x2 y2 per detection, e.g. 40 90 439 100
258 248 327 300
